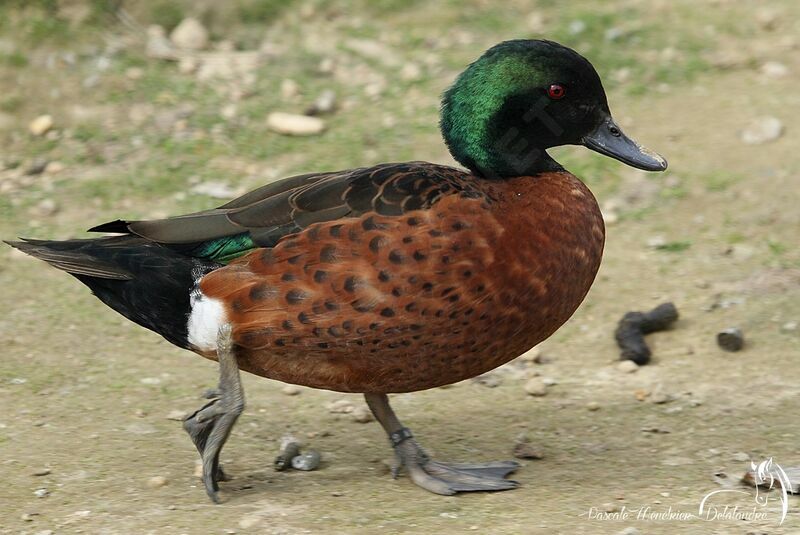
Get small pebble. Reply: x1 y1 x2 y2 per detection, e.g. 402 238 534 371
634 389 649 401
25 158 49 176
125 67 144 80
29 115 54 136
275 437 301 471
650 384 675 404
351 406 373 423
781 321 798 333
44 161 64 174
305 89 337 116
618 527 640 535
717 327 744 352
32 468 50 476
170 18 209 50
165 409 186 421
740 116 784 145
267 112 326 136
586 401 601 411
291 450 321 471
280 79 300 100
281 385 301 396
21 512 39 521
147 476 168 488
760 61 789 79
513 443 544 460
34 488 49 498
523 377 547 396
325 399 354 414
617 360 639 374
732 452 750 462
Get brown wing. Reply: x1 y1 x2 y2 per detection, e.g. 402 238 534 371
89 162 484 251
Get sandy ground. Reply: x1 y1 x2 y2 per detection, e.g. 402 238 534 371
2 1 800 534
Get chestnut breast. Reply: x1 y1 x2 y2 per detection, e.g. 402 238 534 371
199 171 604 393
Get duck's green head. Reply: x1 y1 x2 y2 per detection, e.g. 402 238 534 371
440 39 667 178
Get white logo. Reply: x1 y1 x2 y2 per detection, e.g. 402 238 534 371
698 457 791 525
579 457 792 526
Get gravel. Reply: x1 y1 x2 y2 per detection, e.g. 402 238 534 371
266 112 326 136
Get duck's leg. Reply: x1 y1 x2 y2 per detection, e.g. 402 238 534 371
182 324 244 503
364 393 519 495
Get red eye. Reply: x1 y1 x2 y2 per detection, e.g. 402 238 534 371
547 84 566 100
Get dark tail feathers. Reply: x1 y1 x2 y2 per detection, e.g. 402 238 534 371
5 236 220 349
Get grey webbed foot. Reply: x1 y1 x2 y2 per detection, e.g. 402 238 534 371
365 394 519 495
182 325 244 503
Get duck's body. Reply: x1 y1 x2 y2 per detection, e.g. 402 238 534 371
195 164 604 393
6 39 664 502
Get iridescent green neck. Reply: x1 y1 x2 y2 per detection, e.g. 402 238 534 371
440 43 562 178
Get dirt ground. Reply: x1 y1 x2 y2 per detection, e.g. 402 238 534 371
1 1 800 534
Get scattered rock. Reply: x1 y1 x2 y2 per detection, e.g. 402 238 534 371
755 9 779 31
472 373 501 388
34 488 49 498
280 79 300 100
170 18 209 51
29 115 53 136
618 527 641 535
281 384 300 396
732 452 750 462
147 475 168 488
717 327 744 352
526 12 546 33
267 112 326 136
781 321 797 333
523 377 547 396
25 158 50 175
760 61 788 79
351 406 373 423
125 67 144 80
31 199 59 217
291 450 321 471
32 468 50 476
646 235 667 249
305 89 337 116
275 437 302 471
617 360 639 374
178 55 199 74
634 388 649 401
740 116 784 145
519 347 542 363
586 401 601 411
196 51 261 81
325 399 354 414
650 384 675 404
146 25 177 60
44 161 64 174
568 20 586 35
513 442 544 460
190 181 240 199
165 409 186 421
239 515 262 529
20 512 39 521
400 62 423 82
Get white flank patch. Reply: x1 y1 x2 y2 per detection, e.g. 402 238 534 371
187 290 227 351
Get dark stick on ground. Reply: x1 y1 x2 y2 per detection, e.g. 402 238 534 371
614 302 679 365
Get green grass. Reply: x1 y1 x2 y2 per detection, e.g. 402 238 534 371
655 240 692 252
